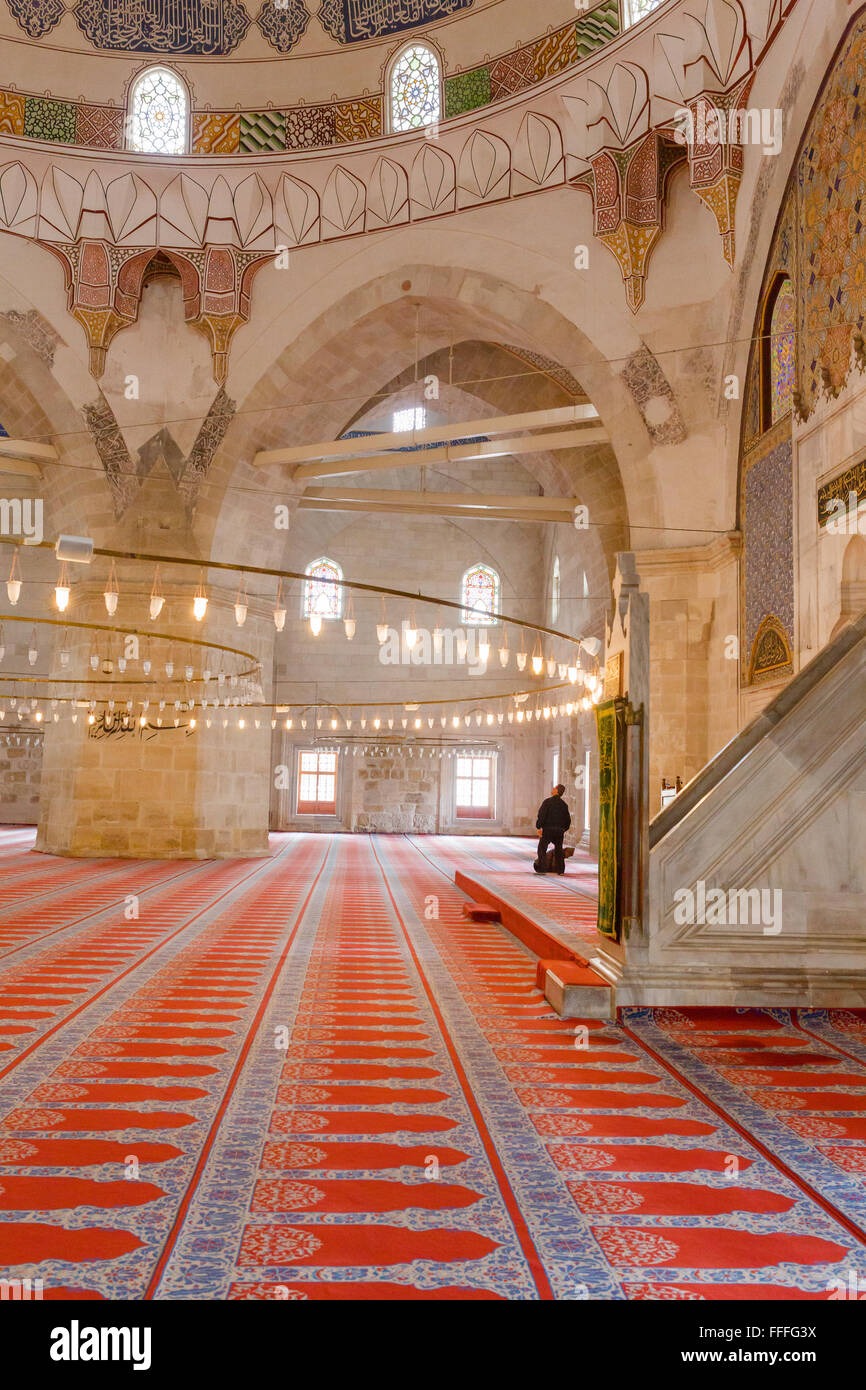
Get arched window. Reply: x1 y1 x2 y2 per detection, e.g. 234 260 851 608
461 564 499 625
128 67 189 155
304 558 343 621
389 42 441 134
551 556 561 624
766 275 795 425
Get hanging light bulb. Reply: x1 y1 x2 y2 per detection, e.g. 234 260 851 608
104 561 119 617
499 628 509 667
273 580 286 632
531 639 544 676
149 566 164 621
405 604 418 651
54 561 70 613
234 575 248 628
310 612 323 637
184 664 193 682
433 609 444 658
478 635 490 663
27 632 37 665
517 634 527 671
193 572 208 622
344 592 356 640
377 597 389 645
165 659 174 679
373 717 381 730
6 551 21 605
486 712 494 726
143 657 152 676
568 665 578 684
558 663 567 680
452 715 460 729
546 657 556 678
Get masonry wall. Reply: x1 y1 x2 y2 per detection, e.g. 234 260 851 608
0 727 42 824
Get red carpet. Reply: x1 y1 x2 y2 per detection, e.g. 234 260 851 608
0 829 864 1300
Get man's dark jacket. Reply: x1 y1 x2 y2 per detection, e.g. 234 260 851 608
536 795 571 832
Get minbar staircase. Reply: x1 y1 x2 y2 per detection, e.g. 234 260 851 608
616 611 866 1007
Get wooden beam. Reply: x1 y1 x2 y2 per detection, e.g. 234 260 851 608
291 426 608 481
252 403 600 470
0 438 57 470
298 487 580 523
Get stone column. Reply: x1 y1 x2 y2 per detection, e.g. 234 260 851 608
35 582 275 859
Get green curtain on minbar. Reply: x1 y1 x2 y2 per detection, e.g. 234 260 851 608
595 698 625 942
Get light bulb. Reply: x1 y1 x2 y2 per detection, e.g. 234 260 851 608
452 716 460 728
531 654 543 676
87 712 95 725
517 652 527 671
238 718 245 729
55 584 70 612
543 706 551 719
7 578 20 604
185 665 193 682
104 589 118 616
344 618 356 639
118 657 127 673
143 659 152 676
310 613 322 636
478 639 490 663
165 661 174 678
149 594 164 621
499 646 509 667
546 658 556 678
376 623 389 644
193 593 208 622
568 666 578 684
274 607 286 632
405 625 417 650
235 602 248 627
486 713 494 725
190 718 197 730
0 645 4 663
559 663 567 679
90 653 99 671
202 668 211 683
373 718 381 730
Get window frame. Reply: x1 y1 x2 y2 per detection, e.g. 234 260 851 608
386 38 443 136
126 65 191 156
460 563 500 627
302 557 344 622
454 751 496 822
296 748 339 817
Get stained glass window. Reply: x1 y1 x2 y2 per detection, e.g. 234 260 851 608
551 556 561 624
390 43 441 133
128 68 188 155
623 0 664 27
461 564 499 625
769 277 795 424
304 558 343 621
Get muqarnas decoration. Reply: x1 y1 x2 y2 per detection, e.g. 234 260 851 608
318 0 473 44
73 0 251 55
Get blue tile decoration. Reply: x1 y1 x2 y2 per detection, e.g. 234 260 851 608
742 423 794 683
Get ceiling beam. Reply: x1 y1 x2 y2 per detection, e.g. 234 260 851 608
298 487 581 523
0 438 57 473
290 426 608 482
252 403 600 471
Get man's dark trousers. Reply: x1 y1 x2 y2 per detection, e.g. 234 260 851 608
536 829 565 874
